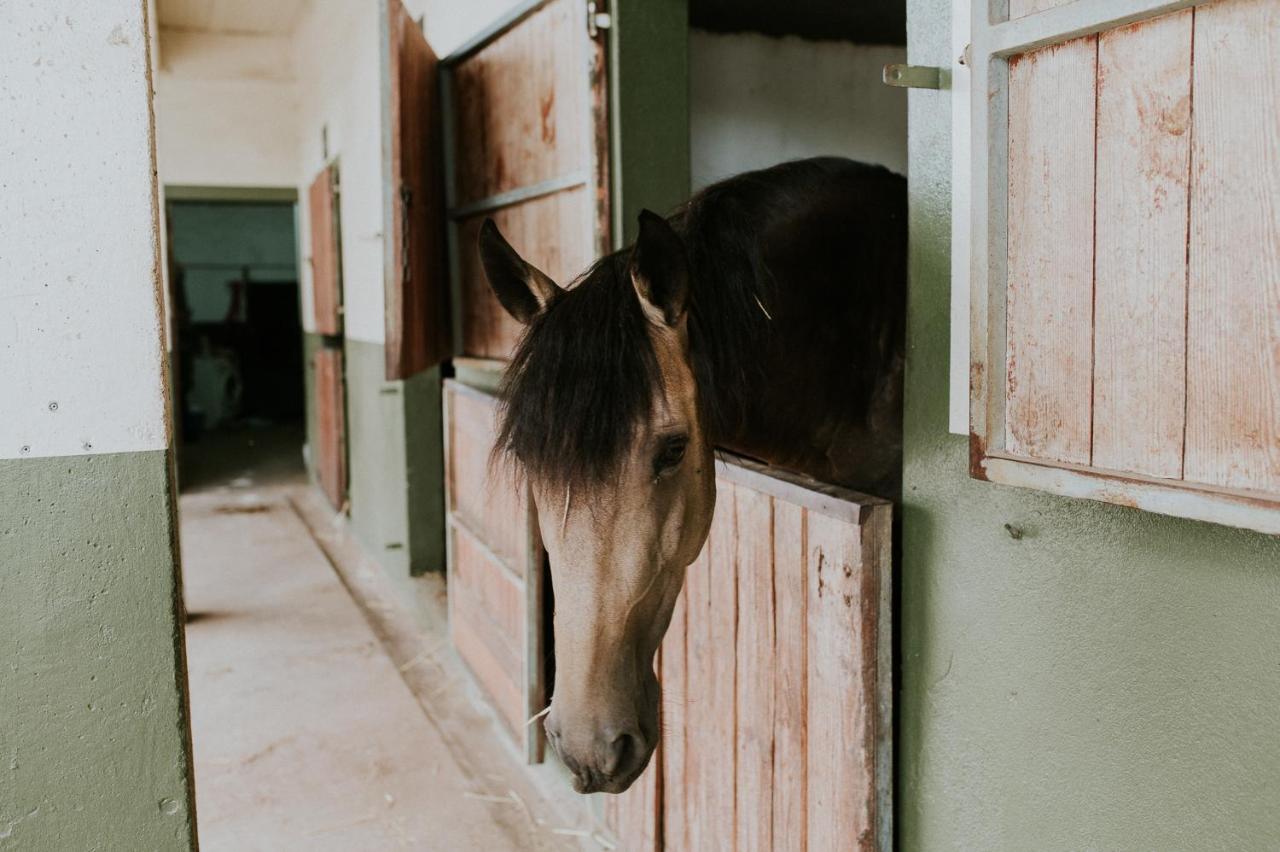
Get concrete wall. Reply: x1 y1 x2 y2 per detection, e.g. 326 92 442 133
899 0 1280 848
0 2 196 848
690 30 906 190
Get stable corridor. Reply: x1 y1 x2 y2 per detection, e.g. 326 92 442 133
177 442 583 850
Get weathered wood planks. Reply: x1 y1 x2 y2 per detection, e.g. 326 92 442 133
313 348 346 511
611 457 893 851
1184 0 1280 493
993 0 1280 523
382 0 450 379
1005 35 1098 465
442 381 545 762
443 0 604 360
1092 11 1193 478
307 165 341 336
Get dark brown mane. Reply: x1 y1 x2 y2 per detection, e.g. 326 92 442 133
496 157 906 492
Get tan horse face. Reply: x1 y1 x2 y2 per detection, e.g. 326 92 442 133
479 212 716 793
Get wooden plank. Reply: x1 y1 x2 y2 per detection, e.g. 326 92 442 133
450 521 526 657
771 500 807 852
450 0 587 206
684 482 737 852
445 384 529 570
313 348 346 510
308 165 342 336
1092 10 1193 478
450 596 527 734
454 186 592 358
383 0 451 379
660 569 689 852
734 488 775 852
1005 36 1098 464
607 744 660 852
806 512 876 851
1184 0 1280 492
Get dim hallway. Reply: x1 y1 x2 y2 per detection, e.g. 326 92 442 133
177 445 588 851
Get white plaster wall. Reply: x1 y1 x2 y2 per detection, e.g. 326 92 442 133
690 31 907 190
0 1 168 460
154 29 300 187
292 0 522 341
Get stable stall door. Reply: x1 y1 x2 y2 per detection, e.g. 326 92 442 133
308 163 347 511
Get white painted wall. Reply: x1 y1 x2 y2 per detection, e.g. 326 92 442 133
292 0 521 341
154 29 300 188
0 1 168 460
690 31 907 190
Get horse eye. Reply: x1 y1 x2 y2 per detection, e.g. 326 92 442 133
654 436 688 475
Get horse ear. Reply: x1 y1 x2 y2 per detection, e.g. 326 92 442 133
477 218 562 324
628 209 689 327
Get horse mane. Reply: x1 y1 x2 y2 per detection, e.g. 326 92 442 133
496 158 852 489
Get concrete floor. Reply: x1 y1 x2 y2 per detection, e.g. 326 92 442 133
179 428 593 850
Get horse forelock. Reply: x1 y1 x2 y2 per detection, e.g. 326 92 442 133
495 250 664 490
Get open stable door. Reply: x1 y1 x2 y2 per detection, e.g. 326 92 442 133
441 0 611 360
308 163 347 511
437 0 611 762
381 0 451 379
442 381 546 762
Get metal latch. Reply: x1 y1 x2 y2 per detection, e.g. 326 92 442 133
882 64 943 89
587 1 611 38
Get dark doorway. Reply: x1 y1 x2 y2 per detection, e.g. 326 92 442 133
166 196 305 491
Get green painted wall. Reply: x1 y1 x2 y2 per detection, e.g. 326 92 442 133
899 2 1280 848
339 338 444 577
0 451 196 851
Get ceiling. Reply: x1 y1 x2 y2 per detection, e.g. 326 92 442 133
690 0 905 45
156 0 311 35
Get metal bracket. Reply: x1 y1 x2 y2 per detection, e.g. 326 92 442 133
587 1 611 38
882 64 943 89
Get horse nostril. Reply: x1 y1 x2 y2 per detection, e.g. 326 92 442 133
602 731 638 778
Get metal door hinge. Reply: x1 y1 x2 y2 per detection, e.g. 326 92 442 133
882 64 943 89
587 1 610 38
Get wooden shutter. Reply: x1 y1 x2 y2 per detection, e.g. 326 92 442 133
605 456 894 852
440 0 611 361
382 0 451 379
313 348 347 510
968 0 1280 534
308 164 342 336
442 380 546 763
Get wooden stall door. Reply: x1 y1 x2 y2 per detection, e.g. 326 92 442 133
443 0 610 360
382 0 451 379
308 164 347 511
606 458 894 852
442 380 546 762
969 0 1280 534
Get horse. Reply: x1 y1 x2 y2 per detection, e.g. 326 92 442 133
477 157 906 794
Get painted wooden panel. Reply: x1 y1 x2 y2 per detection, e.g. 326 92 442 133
313 347 346 511
622 457 892 850
445 381 529 571
735 487 775 852
455 186 593 359
1092 11 1193 478
383 0 451 379
451 0 587 206
1005 36 1098 464
771 500 808 852
806 510 881 850
660 576 690 852
443 380 545 762
1184 0 1280 493
308 165 342 336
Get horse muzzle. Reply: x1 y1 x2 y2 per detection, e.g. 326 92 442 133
544 715 653 794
